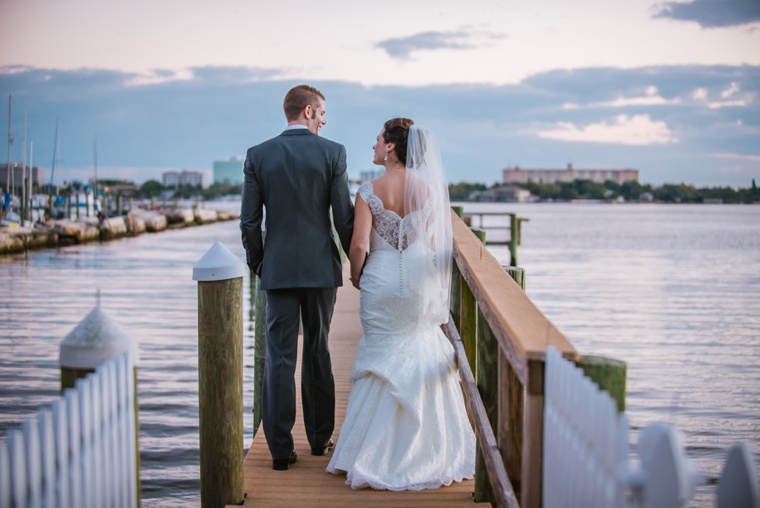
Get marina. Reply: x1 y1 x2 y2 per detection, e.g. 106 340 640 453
0 203 239 255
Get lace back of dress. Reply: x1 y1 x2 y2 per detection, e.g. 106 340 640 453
359 182 429 252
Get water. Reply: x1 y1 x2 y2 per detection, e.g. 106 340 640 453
1 201 759 506
466 202 760 506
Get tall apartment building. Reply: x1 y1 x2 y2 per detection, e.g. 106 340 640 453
502 164 638 185
162 170 207 188
213 157 244 185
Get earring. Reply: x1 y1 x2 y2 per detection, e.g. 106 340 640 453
383 152 388 162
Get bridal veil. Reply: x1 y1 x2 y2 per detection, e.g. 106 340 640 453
403 125 452 325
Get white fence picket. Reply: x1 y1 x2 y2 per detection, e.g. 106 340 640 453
52 398 70 508
123 354 137 508
1 440 10 508
22 420 41 508
1 352 136 508
38 410 56 508
544 347 630 508
66 387 83 508
9 430 27 507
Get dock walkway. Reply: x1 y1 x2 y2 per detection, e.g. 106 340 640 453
231 265 486 508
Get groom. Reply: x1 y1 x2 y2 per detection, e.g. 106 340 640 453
240 84 354 470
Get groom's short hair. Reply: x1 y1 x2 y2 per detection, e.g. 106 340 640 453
284 85 325 121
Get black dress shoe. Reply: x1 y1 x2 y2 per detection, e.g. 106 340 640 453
272 449 297 471
310 439 334 456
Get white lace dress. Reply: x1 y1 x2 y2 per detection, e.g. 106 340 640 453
326 182 476 490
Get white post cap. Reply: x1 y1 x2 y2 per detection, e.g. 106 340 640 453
60 306 140 369
193 241 247 281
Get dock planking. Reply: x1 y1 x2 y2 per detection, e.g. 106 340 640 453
228 265 487 508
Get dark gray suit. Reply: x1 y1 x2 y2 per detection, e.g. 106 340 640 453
240 127 354 461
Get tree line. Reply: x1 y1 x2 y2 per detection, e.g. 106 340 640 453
66 177 759 205
448 179 760 204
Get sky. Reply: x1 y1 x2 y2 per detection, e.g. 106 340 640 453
1 0 759 187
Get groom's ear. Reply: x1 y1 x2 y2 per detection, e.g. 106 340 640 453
303 104 313 119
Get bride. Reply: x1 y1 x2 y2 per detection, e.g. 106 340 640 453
326 118 476 490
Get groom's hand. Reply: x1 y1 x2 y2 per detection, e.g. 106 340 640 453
349 276 361 290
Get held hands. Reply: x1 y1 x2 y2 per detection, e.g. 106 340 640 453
349 276 361 290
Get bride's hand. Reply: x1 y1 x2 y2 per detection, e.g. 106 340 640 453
349 276 361 290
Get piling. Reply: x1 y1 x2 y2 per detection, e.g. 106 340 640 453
193 241 247 508
464 226 492 503
252 275 266 436
59 300 141 504
449 206 464 327
577 355 627 412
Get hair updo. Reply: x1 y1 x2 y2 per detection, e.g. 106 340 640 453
383 118 414 166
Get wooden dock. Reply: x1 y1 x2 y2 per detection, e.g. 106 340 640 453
229 265 488 508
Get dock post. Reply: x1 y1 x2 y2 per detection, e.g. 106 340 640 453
577 355 627 412
498 265 526 501
193 241 247 508
464 227 493 503
59 300 141 505
450 207 464 326
252 274 266 436
504 266 525 290
508 213 518 266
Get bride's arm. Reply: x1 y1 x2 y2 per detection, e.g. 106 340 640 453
349 196 371 289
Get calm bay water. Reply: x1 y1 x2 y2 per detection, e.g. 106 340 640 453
1 201 758 507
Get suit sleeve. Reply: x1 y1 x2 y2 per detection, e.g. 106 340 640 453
240 148 264 276
330 144 355 256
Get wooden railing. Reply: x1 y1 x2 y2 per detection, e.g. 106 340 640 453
443 209 577 508
463 212 529 266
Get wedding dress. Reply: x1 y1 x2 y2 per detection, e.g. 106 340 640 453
326 178 476 490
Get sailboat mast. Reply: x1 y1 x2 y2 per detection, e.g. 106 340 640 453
93 135 98 211
29 142 33 223
22 111 27 223
5 95 11 194
49 117 59 195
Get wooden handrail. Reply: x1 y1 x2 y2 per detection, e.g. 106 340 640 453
442 319 519 508
451 210 576 383
445 210 577 507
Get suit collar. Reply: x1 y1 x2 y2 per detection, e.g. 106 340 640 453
280 128 314 137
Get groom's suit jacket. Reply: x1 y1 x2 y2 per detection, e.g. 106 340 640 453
240 128 354 290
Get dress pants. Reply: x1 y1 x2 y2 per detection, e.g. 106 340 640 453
262 287 337 461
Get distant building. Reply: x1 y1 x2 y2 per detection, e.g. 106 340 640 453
476 185 532 203
0 163 44 190
162 170 207 188
213 157 244 185
358 168 385 182
502 164 638 185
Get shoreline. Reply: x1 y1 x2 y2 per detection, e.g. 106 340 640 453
0 207 240 255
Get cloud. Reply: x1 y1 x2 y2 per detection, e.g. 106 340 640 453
2 64 757 187
653 0 760 28
126 69 193 87
376 31 504 59
712 152 760 161
721 81 740 98
562 86 682 109
188 66 287 83
690 81 751 108
538 114 679 145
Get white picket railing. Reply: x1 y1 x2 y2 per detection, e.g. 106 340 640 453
543 346 760 508
0 352 137 508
